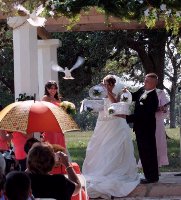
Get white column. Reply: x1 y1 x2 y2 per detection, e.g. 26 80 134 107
7 17 39 100
38 39 61 99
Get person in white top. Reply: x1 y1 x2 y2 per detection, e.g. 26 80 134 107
155 89 169 167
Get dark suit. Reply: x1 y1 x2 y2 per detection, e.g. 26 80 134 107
127 87 159 181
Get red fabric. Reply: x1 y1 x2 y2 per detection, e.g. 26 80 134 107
42 101 66 147
72 189 88 200
0 136 9 151
27 101 62 133
50 162 81 175
12 132 27 160
43 132 66 148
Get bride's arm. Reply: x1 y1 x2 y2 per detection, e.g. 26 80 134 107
107 91 118 103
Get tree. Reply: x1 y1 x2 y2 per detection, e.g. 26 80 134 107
0 23 14 106
164 35 181 128
53 31 121 98
100 29 170 88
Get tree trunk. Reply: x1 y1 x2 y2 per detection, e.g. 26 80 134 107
170 91 176 128
127 30 168 89
168 66 178 128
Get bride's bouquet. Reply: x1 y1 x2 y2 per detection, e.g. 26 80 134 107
60 101 76 116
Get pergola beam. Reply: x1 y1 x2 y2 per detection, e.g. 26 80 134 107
45 9 166 32
0 8 167 35
45 19 165 32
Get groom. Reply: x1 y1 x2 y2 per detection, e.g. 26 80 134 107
126 73 159 184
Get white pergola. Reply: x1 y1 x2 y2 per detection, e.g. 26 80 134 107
1 9 165 100
7 16 60 100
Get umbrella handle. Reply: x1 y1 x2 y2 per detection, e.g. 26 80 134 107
34 93 36 102
34 93 36 103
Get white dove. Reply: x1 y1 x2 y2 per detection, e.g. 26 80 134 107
14 4 46 27
51 56 85 79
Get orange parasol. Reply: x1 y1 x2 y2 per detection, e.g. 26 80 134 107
0 100 80 134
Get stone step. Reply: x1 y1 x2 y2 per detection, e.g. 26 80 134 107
115 198 181 200
91 197 181 200
90 172 181 200
127 172 181 198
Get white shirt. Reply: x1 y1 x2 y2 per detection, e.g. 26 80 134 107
139 88 155 101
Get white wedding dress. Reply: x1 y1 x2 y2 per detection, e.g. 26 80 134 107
82 98 140 199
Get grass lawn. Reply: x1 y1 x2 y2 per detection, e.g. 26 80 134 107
65 128 181 172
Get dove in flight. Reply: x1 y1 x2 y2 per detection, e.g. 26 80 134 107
14 4 46 27
51 56 85 79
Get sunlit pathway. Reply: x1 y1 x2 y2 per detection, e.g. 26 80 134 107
90 172 181 200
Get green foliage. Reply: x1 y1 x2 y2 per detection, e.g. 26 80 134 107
143 8 157 29
105 48 139 75
0 0 181 34
0 23 14 106
53 31 119 98
47 1 181 34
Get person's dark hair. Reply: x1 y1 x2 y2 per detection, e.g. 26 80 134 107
4 171 31 200
0 172 6 191
44 80 59 100
27 142 55 174
24 137 39 154
103 75 116 86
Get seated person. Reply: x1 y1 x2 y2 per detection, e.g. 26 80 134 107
12 132 33 171
26 142 81 200
3 149 20 175
24 137 40 154
0 153 6 174
4 171 32 200
0 130 12 153
0 172 6 199
51 144 81 175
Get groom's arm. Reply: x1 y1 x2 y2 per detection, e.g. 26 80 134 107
126 114 135 123
124 88 143 123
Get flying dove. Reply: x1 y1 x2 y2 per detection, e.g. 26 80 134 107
14 4 46 27
51 56 85 79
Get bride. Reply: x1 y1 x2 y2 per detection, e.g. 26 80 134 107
82 75 140 199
